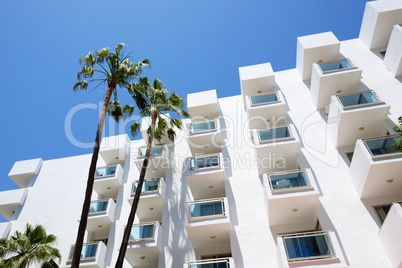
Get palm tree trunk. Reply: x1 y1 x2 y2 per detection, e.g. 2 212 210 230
115 114 157 268
71 84 115 268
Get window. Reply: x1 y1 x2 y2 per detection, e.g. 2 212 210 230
190 155 220 170
68 243 98 261
268 170 311 192
129 223 155 241
190 120 217 134
249 92 279 106
95 166 116 178
138 145 163 158
132 178 160 195
364 136 401 157
89 200 108 214
375 202 402 224
189 199 224 219
258 126 292 142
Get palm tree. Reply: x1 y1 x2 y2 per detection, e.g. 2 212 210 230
114 77 189 267
72 43 149 268
0 223 61 268
393 115 402 151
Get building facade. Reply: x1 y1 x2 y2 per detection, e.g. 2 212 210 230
1 1 402 267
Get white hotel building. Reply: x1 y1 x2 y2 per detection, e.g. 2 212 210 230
1 1 402 267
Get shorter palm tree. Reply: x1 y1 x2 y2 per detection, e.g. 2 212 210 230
114 77 190 267
0 223 61 268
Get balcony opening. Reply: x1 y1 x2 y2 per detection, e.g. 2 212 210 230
190 154 220 171
268 170 311 192
190 120 217 134
318 59 355 74
258 126 292 143
282 231 335 262
129 223 155 242
364 135 401 157
250 92 279 106
187 258 231 268
68 242 99 262
132 178 160 196
138 145 164 158
338 91 381 109
375 202 402 224
95 166 116 178
189 199 225 220
89 200 108 215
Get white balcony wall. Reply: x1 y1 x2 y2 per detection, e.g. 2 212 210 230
0 188 28 221
296 32 340 81
384 24 402 77
239 63 275 104
379 203 402 268
86 198 116 233
65 241 107 268
134 144 168 179
349 139 402 198
245 91 287 129
93 164 123 198
0 222 11 238
8 158 43 188
187 89 219 120
310 62 362 110
184 257 235 268
359 0 402 50
186 119 223 155
100 134 130 165
327 93 390 147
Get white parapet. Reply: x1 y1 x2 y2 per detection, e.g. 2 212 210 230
296 32 340 81
8 158 43 188
0 188 28 221
187 89 219 120
100 134 130 165
239 63 275 104
310 59 362 110
186 118 223 155
359 0 402 50
327 90 390 148
379 203 402 268
384 24 402 77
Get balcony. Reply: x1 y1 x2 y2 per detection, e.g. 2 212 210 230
93 164 123 198
263 169 319 230
379 203 402 268
66 242 107 268
8 158 43 188
187 89 219 120
239 63 275 105
0 188 28 221
185 198 231 249
252 125 300 175
125 221 163 267
86 199 116 233
100 134 130 165
328 90 390 147
186 119 223 155
349 135 402 198
244 92 286 129
128 178 166 221
310 59 362 109
384 24 402 77
184 258 235 268
277 231 342 266
185 154 227 200
359 0 402 50
134 144 168 178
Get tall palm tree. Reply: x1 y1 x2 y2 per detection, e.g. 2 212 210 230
114 77 189 267
0 223 61 268
72 43 149 268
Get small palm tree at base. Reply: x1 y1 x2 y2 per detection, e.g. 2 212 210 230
114 77 190 268
0 223 61 268
393 116 402 151
72 44 149 268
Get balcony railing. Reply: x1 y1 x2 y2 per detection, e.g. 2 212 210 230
363 135 402 158
89 200 109 216
258 125 293 143
318 58 356 74
131 178 161 196
268 170 311 192
337 90 383 109
189 154 220 171
188 198 225 221
138 145 164 158
189 120 217 134
68 242 99 262
282 231 335 262
129 222 157 243
186 258 231 268
249 92 279 107
95 166 116 179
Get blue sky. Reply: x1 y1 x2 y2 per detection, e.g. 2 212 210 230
0 0 370 220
